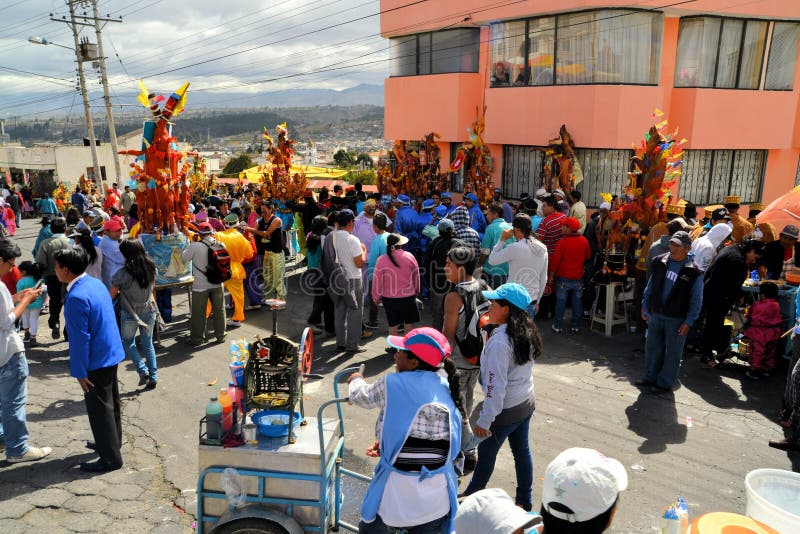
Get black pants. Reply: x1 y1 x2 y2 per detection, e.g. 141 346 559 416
703 300 730 360
44 274 64 329
85 364 123 467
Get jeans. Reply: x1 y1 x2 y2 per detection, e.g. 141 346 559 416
120 309 158 381
333 279 363 351
0 353 30 458
358 513 448 534
644 313 687 389
464 412 534 507
553 277 583 330
526 302 538 321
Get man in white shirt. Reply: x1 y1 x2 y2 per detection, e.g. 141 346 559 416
331 209 367 355
181 222 226 346
0 239 51 463
568 190 587 234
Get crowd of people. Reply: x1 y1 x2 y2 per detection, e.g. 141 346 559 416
2 177 799 532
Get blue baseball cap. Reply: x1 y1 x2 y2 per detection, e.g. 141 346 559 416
441 192 452 199
482 283 532 311
465 192 479 203
396 194 410 205
421 199 434 210
435 205 448 217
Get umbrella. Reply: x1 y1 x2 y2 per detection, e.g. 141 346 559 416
756 185 800 232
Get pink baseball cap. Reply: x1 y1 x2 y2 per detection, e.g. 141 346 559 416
387 327 451 367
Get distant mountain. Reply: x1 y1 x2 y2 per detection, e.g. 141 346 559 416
196 83 384 108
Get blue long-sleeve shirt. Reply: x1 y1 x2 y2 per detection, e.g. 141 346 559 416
642 256 703 326
32 226 53 258
468 205 487 239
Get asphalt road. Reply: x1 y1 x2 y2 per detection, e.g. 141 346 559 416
1 220 796 533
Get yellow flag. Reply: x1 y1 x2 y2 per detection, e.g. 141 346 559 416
172 82 190 116
136 80 150 108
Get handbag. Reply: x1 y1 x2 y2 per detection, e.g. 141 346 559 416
119 286 167 332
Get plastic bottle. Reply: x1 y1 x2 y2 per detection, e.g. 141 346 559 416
227 381 244 414
218 389 234 432
205 397 223 441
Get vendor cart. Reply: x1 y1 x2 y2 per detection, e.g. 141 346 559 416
197 365 371 534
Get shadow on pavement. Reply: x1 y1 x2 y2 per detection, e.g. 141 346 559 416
0 452 98 502
625 390 688 454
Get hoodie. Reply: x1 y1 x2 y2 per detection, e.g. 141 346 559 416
449 206 481 257
690 223 732 272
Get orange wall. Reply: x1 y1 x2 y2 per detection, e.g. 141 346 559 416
381 0 800 36
764 148 800 201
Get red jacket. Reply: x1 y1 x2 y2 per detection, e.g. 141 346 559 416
549 234 591 280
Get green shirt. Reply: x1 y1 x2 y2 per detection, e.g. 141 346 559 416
481 218 511 276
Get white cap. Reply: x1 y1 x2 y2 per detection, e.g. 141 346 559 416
188 204 195 213
455 488 542 534
599 202 612 211
553 188 565 198
542 448 628 523
535 188 547 198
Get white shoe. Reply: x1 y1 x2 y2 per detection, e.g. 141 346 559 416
226 320 241 328
7 446 52 463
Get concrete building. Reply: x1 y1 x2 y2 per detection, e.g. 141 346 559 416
381 0 800 207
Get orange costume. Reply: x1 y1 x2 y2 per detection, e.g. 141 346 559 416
215 226 255 322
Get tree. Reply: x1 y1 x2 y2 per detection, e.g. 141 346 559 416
356 153 374 169
223 154 253 176
333 149 354 168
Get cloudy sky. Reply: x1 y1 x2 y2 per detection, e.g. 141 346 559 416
0 0 388 119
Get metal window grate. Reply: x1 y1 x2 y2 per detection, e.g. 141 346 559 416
678 149 766 204
501 145 545 199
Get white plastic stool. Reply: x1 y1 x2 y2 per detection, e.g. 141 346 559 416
590 281 629 336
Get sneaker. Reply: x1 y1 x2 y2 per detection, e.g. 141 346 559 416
570 328 580 334
145 378 157 390
28 339 37 347
138 373 149 387
345 348 367 355
307 323 323 334
41 306 49 315
551 325 563 334
51 326 60 340
768 438 800 451
361 329 374 340
363 322 379 330
226 320 241 328
23 330 30 342
7 446 52 463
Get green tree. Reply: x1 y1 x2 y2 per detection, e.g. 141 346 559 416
223 154 253 175
355 153 374 168
347 169 377 185
333 149 354 168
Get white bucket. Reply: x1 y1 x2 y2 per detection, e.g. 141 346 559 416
745 468 800 532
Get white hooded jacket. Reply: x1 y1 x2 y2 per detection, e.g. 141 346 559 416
690 223 732 272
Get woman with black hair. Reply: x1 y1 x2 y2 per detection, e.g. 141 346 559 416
109 239 158 389
463 283 542 511
372 233 420 335
65 206 81 227
348 327 463 533
71 227 103 281
305 215 334 334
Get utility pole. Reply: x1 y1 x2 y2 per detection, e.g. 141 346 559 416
90 0 122 184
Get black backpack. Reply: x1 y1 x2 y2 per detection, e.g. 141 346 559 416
455 279 491 365
201 239 232 284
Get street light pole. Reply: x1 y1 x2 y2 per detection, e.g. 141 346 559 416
90 0 121 184
67 0 102 192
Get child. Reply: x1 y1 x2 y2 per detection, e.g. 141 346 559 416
3 204 15 235
744 281 783 379
16 261 44 346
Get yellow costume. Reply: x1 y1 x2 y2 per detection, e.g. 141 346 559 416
216 227 255 322
729 212 754 243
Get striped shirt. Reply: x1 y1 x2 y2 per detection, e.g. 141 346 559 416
536 212 566 256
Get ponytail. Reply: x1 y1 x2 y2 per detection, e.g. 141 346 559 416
409 355 466 419
387 245 400 268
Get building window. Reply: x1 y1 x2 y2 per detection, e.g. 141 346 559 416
678 149 766 204
766 22 800 90
390 28 479 77
501 145 632 207
674 17 791 90
490 9 662 88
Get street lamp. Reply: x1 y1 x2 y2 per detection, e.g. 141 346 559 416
28 34 102 191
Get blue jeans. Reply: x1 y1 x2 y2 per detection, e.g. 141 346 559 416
526 302 538 321
485 273 507 290
644 313 687 389
553 277 583 330
358 512 448 533
120 309 158 381
464 412 534 507
0 352 30 457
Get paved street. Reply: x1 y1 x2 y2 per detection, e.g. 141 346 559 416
1 222 797 533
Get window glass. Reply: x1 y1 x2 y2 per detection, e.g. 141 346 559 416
528 17 555 85
418 33 431 75
675 18 720 87
557 11 594 84
738 20 768 89
715 19 743 88
432 29 479 74
390 35 418 77
765 22 800 90
491 20 527 86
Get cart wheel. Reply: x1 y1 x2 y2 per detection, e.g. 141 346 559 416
210 517 289 534
299 327 313 380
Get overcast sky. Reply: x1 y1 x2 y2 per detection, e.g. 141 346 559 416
0 0 387 119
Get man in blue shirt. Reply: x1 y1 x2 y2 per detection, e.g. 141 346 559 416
56 248 125 472
71 186 88 215
440 192 456 216
393 194 421 253
464 193 486 240
638 231 703 394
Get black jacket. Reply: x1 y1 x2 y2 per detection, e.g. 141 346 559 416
648 253 702 319
703 244 749 304
762 240 800 280
424 235 464 294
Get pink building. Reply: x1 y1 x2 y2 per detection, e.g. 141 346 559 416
381 0 800 207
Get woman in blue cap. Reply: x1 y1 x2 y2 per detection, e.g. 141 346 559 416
463 283 542 511
348 327 464 533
